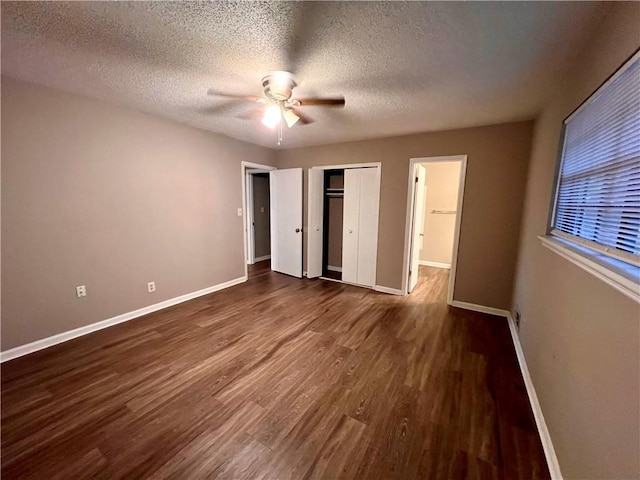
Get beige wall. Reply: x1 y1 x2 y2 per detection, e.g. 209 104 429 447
1 77 276 351
277 120 533 307
419 161 461 266
251 174 270 259
512 3 640 479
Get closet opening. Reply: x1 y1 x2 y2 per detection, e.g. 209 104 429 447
322 170 344 281
307 163 381 289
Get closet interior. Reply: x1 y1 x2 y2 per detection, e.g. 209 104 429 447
323 170 345 280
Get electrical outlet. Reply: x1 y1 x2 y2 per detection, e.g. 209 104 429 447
237 208 243 217
260 206 265 213
76 285 87 298
147 281 156 293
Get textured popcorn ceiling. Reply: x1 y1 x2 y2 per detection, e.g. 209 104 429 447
1 1 607 149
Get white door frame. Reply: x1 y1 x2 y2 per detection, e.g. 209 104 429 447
309 162 382 286
241 161 276 278
401 155 467 303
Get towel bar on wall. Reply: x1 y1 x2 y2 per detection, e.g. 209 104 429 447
431 209 457 214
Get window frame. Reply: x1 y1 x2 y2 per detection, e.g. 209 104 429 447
548 48 640 268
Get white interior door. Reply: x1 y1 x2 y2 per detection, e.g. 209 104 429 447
307 169 324 279
270 168 303 278
355 167 380 287
409 164 426 292
342 169 360 284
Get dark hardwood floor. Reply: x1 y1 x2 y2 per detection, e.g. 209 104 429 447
1 262 549 479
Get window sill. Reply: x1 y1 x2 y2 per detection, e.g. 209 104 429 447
539 235 640 304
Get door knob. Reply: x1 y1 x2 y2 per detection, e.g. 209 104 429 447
349 229 353 234
295 228 301 233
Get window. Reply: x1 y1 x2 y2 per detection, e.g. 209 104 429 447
550 50 640 268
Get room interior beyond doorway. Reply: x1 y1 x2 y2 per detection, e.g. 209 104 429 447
403 155 467 302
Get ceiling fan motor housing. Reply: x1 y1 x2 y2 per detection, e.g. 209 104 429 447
262 71 297 102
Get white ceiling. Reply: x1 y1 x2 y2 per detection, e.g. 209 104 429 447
1 1 608 149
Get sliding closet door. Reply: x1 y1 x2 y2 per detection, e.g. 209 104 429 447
355 167 380 287
342 167 380 287
342 169 360 284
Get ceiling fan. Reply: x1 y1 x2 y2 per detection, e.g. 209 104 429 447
206 71 345 145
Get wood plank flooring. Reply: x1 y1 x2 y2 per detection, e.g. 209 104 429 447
1 263 550 479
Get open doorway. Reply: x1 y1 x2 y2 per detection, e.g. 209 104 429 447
247 172 271 264
241 161 276 279
402 155 467 302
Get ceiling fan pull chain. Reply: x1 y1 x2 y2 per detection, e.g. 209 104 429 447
278 100 284 146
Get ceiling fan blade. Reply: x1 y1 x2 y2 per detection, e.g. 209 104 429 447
297 97 345 107
291 107 314 125
236 105 265 120
207 88 260 102
197 99 249 116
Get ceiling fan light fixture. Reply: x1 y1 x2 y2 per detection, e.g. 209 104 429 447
262 71 296 101
283 109 300 128
261 104 281 129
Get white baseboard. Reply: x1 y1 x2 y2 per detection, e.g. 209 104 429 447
506 313 563 480
418 260 451 269
327 265 343 272
0 275 248 363
254 255 271 262
450 300 562 479
450 300 510 318
373 285 404 296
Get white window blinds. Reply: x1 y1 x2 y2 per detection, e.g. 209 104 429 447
552 51 640 266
